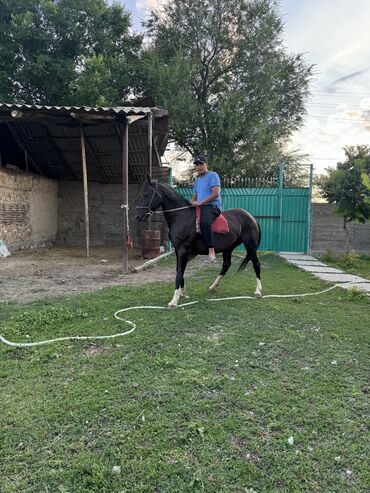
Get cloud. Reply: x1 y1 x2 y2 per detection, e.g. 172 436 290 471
280 0 370 173
136 0 164 11
325 67 370 92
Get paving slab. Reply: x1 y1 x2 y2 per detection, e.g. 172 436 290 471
279 253 370 294
296 265 344 273
279 254 318 261
337 282 370 292
287 259 328 267
311 273 367 283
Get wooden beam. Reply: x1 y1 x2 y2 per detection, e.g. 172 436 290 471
122 121 129 274
5 123 44 176
80 126 90 258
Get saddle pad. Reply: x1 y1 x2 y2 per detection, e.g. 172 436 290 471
196 208 229 234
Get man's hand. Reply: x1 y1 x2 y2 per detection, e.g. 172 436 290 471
191 200 201 207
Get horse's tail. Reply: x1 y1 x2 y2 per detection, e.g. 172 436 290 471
238 220 261 272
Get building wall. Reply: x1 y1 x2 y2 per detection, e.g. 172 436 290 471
0 168 58 250
311 203 370 254
57 181 167 248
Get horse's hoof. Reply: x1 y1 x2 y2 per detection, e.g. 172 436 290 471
208 286 217 292
167 304 177 310
254 292 262 298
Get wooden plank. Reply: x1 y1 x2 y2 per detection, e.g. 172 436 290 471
80 126 90 258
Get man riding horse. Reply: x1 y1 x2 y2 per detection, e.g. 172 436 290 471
191 155 222 265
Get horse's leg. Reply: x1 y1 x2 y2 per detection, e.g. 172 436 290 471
168 248 188 308
209 249 232 292
250 250 262 297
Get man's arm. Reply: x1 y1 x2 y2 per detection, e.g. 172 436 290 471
191 186 220 206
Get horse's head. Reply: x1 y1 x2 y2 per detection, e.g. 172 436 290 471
136 175 164 222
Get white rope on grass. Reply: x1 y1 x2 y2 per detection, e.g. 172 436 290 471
0 282 366 348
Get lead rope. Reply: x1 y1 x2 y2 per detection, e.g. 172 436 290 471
0 283 365 348
121 204 133 248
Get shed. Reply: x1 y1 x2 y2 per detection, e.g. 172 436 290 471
0 100 169 272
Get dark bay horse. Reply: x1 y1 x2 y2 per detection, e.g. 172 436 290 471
136 176 262 308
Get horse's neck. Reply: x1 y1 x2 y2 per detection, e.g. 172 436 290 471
160 185 193 228
161 186 189 211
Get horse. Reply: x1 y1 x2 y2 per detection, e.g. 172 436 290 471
136 176 262 308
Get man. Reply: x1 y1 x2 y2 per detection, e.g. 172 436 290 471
191 155 222 264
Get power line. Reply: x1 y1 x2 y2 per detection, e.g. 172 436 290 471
311 90 370 96
306 114 370 123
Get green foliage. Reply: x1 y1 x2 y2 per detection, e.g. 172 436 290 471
140 0 313 177
318 145 370 224
0 0 142 105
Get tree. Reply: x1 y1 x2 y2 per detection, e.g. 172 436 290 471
140 0 313 178
0 0 142 106
318 145 370 251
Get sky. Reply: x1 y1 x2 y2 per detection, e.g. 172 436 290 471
119 0 370 175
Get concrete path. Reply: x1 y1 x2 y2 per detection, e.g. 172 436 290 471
279 253 370 294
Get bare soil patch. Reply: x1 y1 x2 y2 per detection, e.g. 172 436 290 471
0 245 206 303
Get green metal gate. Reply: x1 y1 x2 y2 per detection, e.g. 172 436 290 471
176 164 313 253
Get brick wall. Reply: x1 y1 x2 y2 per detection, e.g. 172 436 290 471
57 181 168 248
311 203 370 254
0 168 58 250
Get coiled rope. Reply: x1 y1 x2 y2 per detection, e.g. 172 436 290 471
0 282 366 348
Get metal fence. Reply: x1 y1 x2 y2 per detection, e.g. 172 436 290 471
176 163 313 253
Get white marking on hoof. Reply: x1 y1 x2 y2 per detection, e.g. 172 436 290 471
254 279 262 298
209 275 223 292
168 288 181 308
167 303 177 309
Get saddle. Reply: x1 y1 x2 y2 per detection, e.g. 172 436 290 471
196 207 229 235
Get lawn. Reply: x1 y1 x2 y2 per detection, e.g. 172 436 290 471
318 252 370 280
0 254 369 493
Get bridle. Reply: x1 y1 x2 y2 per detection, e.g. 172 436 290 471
136 181 164 217
137 180 195 217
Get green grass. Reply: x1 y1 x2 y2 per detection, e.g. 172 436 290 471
319 251 370 280
1 254 369 492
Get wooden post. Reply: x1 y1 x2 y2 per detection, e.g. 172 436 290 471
148 112 153 230
122 120 129 274
80 126 90 258
148 112 153 177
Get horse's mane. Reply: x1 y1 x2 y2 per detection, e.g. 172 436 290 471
157 181 192 206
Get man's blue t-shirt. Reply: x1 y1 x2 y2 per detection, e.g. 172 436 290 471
193 171 222 210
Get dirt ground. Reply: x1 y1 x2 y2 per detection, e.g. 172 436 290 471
0 245 205 304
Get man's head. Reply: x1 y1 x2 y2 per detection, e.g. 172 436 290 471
193 155 208 176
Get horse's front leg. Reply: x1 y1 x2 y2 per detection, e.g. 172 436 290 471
168 248 189 309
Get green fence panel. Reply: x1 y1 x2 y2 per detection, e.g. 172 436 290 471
176 186 311 253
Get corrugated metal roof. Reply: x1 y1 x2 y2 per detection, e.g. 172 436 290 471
0 103 151 116
0 102 169 184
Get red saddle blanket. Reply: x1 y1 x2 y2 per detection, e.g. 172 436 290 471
196 207 229 234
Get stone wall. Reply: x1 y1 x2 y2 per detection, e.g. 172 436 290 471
311 203 370 254
0 168 58 250
57 181 167 248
